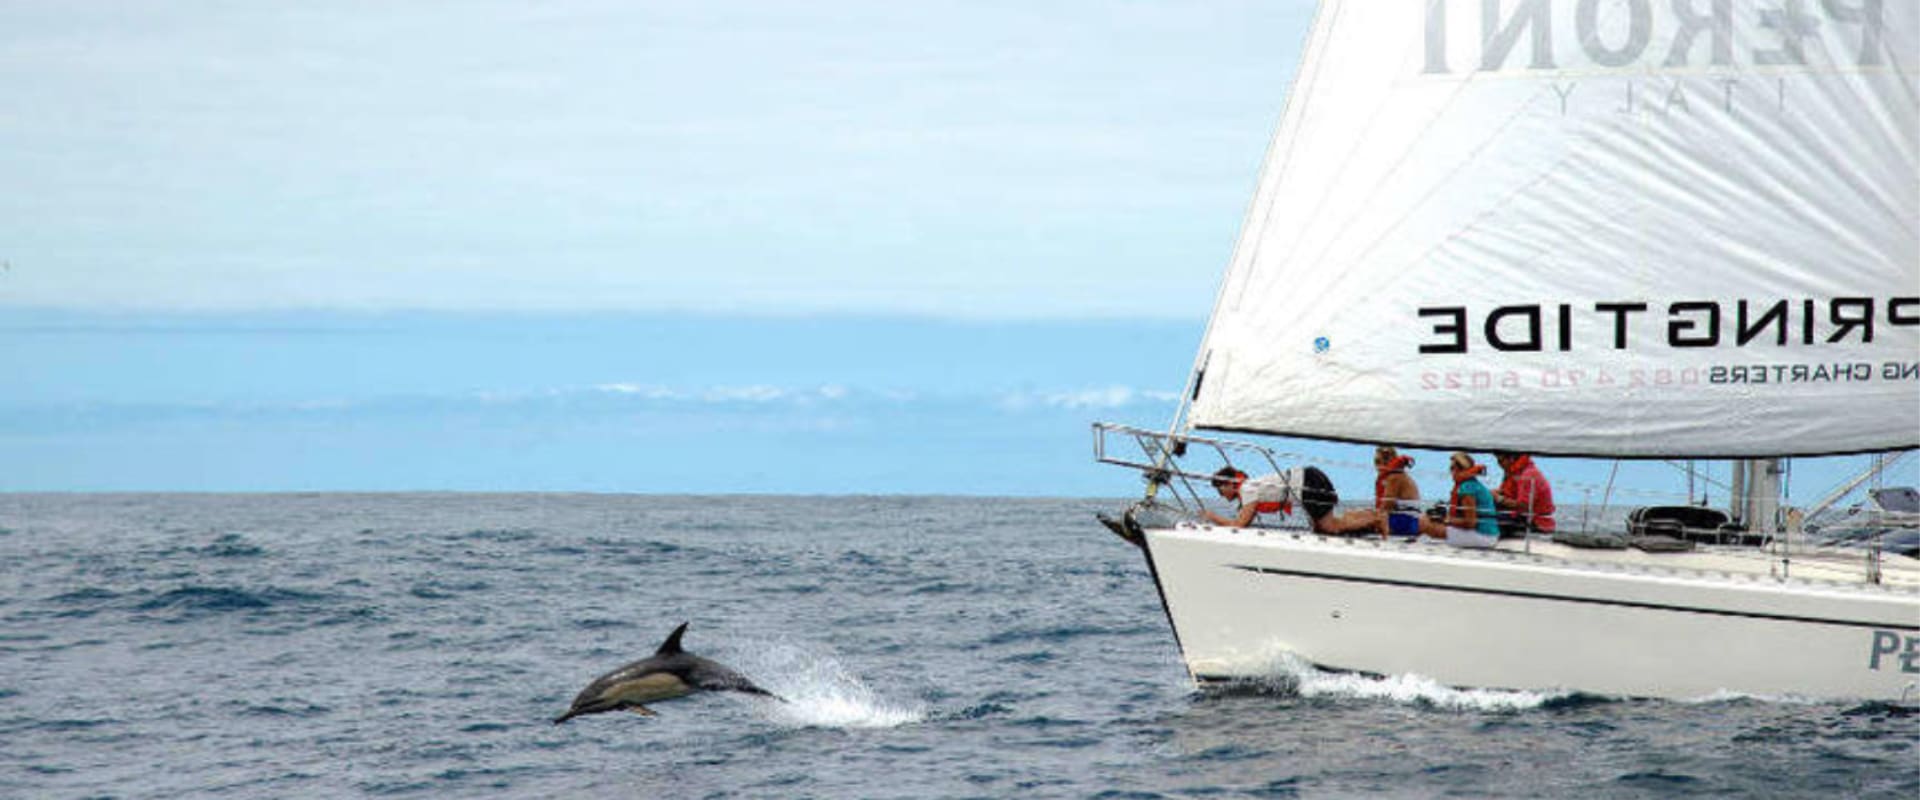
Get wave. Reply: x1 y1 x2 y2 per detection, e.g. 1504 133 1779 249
452 528 537 543
48 587 122 604
1843 700 1920 718
982 623 1156 647
585 536 682 554
196 533 265 558
408 580 490 600
241 700 333 718
1218 664 1897 711
133 585 331 618
1674 688 1893 707
1209 653 1576 712
947 702 1012 720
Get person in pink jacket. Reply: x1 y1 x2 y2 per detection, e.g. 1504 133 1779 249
1492 450 1556 536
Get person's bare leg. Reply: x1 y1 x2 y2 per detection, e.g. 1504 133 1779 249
1316 509 1380 535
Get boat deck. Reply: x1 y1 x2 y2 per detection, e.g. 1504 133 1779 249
1199 522 1920 593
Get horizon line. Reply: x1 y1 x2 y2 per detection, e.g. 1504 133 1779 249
0 304 1209 325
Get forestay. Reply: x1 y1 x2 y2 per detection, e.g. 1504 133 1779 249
1188 0 1920 457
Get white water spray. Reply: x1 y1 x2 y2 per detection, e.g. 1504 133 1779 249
1250 652 1572 712
1679 688 1820 706
728 639 927 729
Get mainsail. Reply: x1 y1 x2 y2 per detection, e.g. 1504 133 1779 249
1188 0 1919 457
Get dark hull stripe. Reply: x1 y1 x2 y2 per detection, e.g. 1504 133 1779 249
1232 565 1920 631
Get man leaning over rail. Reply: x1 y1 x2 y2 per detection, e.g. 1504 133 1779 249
1203 466 1375 535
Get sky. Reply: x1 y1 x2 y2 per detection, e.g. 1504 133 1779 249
0 1 1306 316
1 2 1912 506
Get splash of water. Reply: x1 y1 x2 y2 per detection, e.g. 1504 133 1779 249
1246 652 1572 712
1679 688 1820 706
729 640 927 729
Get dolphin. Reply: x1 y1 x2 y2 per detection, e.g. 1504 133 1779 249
553 622 779 724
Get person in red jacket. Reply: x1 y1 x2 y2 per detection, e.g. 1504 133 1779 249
1492 450 1556 537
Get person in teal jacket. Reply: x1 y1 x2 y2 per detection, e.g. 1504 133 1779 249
1420 451 1500 548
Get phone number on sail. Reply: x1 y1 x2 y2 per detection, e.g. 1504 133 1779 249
1419 368 1702 391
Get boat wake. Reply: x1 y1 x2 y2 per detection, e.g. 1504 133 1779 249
1678 688 1825 706
730 641 927 729
1214 653 1576 712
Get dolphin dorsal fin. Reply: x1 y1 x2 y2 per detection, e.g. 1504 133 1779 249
656 622 690 655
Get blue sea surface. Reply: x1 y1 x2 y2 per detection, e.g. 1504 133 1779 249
2 494 1915 798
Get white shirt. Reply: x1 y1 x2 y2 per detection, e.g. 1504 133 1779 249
1240 470 1300 509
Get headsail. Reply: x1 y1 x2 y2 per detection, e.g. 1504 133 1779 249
1188 0 1919 457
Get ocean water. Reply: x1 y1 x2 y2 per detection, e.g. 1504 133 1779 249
2 494 1915 799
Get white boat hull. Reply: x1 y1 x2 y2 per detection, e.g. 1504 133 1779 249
1144 526 1920 701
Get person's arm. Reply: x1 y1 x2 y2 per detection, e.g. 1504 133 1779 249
1509 477 1532 518
1450 494 1479 529
1203 504 1259 528
1498 475 1542 522
1417 510 1446 538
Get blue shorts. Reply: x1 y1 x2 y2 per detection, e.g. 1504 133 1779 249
1386 511 1421 537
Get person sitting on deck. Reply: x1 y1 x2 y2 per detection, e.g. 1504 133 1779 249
1419 452 1501 549
1492 450 1557 537
1203 466 1370 534
1372 446 1423 538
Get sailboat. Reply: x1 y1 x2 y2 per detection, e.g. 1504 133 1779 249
1095 1 1920 700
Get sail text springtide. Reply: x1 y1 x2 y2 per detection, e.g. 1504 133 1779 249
1418 297 1920 354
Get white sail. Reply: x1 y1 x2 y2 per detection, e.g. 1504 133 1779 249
1188 0 1920 457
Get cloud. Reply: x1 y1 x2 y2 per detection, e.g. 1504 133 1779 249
591 383 683 400
700 385 789 403
0 381 1182 442
582 382 1184 412
591 383 830 404
582 382 1178 412
996 385 1180 411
